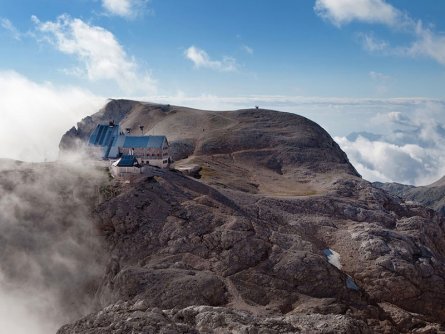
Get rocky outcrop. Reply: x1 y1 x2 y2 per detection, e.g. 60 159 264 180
58 302 372 334
59 99 139 151
374 179 445 215
56 100 445 333
67 169 443 332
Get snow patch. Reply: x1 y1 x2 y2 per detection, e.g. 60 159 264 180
323 248 342 269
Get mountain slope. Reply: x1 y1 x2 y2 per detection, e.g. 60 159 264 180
61 99 359 196
57 100 445 333
374 179 445 215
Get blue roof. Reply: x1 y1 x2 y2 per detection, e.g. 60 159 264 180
88 124 120 159
116 155 140 167
88 124 119 146
88 123 168 159
122 135 166 149
108 135 125 158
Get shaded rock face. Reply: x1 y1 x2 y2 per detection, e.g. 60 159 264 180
59 99 139 151
57 100 445 333
374 181 445 215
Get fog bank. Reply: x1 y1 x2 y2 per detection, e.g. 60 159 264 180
0 155 107 332
0 71 104 162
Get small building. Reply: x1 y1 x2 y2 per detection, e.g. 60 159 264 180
110 155 141 177
88 123 171 168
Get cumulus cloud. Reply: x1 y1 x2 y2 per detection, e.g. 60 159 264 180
0 70 104 162
314 0 401 27
185 46 238 72
315 0 445 67
32 14 156 94
101 0 149 18
337 106 445 185
336 136 429 184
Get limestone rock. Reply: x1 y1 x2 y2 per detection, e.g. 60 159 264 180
56 100 445 333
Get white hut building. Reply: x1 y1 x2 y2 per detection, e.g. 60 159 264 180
110 155 141 177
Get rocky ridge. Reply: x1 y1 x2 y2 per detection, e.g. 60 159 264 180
57 100 445 333
374 180 445 215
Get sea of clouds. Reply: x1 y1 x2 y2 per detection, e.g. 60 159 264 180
334 101 445 185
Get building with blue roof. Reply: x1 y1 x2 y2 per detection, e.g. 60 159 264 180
110 155 142 177
88 123 120 159
88 123 171 169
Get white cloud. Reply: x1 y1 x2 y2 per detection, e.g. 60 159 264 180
1 18 21 40
315 0 445 67
101 0 148 18
336 136 431 184
314 0 400 27
32 14 156 95
0 71 104 162
382 111 411 126
184 46 238 72
358 32 388 52
337 106 445 185
406 23 445 65
241 44 254 55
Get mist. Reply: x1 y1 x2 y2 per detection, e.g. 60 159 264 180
0 71 104 162
0 154 108 332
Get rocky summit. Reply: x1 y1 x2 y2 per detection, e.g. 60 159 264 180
56 100 445 333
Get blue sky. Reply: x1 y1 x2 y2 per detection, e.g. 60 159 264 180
2 0 445 97
1 0 445 185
